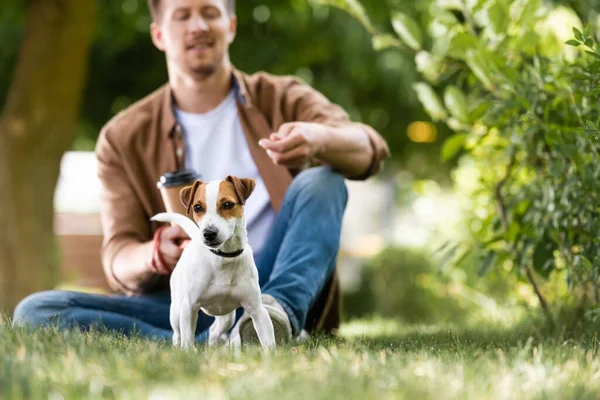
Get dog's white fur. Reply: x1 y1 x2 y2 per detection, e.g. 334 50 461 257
151 180 275 349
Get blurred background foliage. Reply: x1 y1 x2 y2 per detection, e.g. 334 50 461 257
329 0 600 327
0 0 451 182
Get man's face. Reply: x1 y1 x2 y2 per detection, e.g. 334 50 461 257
150 0 236 78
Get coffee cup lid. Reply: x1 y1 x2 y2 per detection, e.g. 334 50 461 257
157 169 200 188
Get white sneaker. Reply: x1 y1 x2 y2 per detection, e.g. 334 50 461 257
230 294 293 346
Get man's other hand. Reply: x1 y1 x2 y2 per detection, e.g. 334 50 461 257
151 225 189 275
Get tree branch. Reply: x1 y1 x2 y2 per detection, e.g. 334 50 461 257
524 260 555 329
494 150 516 232
494 150 554 328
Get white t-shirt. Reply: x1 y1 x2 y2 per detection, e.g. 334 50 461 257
174 90 276 255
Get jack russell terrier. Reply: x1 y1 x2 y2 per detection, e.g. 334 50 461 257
151 175 276 349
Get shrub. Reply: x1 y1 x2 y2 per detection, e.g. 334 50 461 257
342 246 472 324
323 0 600 325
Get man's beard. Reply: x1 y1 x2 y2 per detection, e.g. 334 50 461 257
191 64 217 79
188 51 224 80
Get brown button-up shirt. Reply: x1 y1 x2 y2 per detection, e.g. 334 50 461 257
95 68 390 297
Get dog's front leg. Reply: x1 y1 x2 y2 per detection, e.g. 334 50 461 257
179 301 198 349
243 303 276 349
208 311 236 346
170 301 180 347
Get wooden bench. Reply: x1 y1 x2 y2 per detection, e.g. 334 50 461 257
54 213 111 293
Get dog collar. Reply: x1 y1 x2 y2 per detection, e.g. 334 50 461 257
210 248 244 258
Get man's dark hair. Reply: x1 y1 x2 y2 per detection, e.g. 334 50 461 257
147 0 236 21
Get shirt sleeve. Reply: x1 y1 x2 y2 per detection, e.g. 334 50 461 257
95 126 153 294
280 77 390 179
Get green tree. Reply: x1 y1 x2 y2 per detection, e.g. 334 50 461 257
0 0 96 312
2 0 442 177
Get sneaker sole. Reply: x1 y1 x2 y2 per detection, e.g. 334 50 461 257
238 315 290 345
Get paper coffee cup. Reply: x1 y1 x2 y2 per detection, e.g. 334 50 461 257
157 169 200 217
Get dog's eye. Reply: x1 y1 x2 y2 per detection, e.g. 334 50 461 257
193 204 204 213
222 201 235 210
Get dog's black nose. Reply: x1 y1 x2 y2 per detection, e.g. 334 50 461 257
203 229 218 242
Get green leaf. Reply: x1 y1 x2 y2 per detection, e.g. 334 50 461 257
465 49 496 92
510 0 542 27
469 102 489 121
585 120 598 131
441 133 468 162
487 0 507 35
448 31 479 60
581 255 593 270
391 12 423 51
584 23 592 38
586 50 600 59
565 40 581 47
585 38 594 48
573 27 584 41
448 247 473 271
478 251 497 277
413 82 448 121
372 34 402 51
439 244 460 271
435 240 452 254
312 0 375 33
443 86 470 123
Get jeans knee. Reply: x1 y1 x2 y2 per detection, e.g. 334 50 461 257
12 290 74 328
289 166 348 205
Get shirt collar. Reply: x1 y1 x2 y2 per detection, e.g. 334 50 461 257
162 67 251 139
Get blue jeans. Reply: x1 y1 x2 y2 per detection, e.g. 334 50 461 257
12 167 348 342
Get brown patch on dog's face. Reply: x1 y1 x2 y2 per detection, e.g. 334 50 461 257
180 180 207 222
217 181 245 219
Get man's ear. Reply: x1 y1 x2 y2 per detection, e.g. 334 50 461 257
179 180 203 214
227 15 237 44
150 22 165 52
226 175 255 204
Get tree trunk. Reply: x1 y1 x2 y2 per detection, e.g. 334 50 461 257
0 0 96 314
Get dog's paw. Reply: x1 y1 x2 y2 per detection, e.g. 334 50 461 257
208 333 230 346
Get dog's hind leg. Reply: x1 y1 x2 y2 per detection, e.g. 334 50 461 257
179 302 198 349
208 311 236 346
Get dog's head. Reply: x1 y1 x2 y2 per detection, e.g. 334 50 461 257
179 175 256 248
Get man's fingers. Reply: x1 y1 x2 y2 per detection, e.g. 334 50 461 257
161 242 183 265
163 225 189 241
274 155 310 168
276 122 296 138
153 260 173 275
267 144 311 166
260 131 305 153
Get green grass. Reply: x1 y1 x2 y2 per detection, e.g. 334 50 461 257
2 312 600 400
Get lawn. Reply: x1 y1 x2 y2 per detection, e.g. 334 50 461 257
1 313 600 400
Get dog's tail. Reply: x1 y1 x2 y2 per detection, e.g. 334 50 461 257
150 212 202 242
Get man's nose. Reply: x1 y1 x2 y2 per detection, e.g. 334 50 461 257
188 15 209 32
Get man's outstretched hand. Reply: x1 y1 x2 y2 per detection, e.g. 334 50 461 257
259 122 330 168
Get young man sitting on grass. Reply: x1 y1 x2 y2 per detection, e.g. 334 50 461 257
13 0 390 344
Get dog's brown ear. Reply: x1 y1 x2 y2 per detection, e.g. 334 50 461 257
179 180 203 215
226 175 256 205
